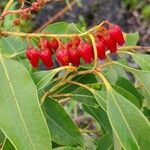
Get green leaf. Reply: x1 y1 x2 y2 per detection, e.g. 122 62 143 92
116 76 143 104
2 139 15 150
66 23 82 34
82 105 111 134
32 68 61 91
112 85 140 108
103 67 118 84
71 87 99 107
107 88 150 150
126 68 150 100
0 56 51 150
92 90 107 111
97 133 113 150
0 36 27 56
132 53 150 71
125 32 139 46
42 22 69 34
0 129 5 147
43 98 84 147
53 146 82 150
56 74 98 94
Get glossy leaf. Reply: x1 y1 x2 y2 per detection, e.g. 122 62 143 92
43 98 84 147
107 88 150 150
0 56 51 150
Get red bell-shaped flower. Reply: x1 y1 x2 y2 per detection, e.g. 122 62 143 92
56 48 69 66
96 41 106 60
39 49 53 68
68 48 80 66
109 24 125 46
77 42 94 64
26 47 39 68
101 34 117 53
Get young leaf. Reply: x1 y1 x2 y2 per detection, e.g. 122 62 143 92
107 88 150 150
43 98 84 147
0 56 51 150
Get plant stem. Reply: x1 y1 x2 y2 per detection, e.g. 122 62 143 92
0 21 107 38
93 70 112 90
89 34 98 69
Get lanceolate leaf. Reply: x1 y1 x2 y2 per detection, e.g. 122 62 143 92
116 76 143 105
43 98 84 147
82 105 111 134
0 56 51 150
112 85 140 108
107 88 150 150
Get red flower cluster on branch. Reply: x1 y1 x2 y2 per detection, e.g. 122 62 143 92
26 23 125 68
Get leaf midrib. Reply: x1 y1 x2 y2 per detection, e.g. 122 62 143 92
109 91 140 150
0 56 35 150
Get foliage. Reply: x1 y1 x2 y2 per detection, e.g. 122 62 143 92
0 1 150 150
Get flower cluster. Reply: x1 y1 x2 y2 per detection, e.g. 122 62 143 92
26 23 125 68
